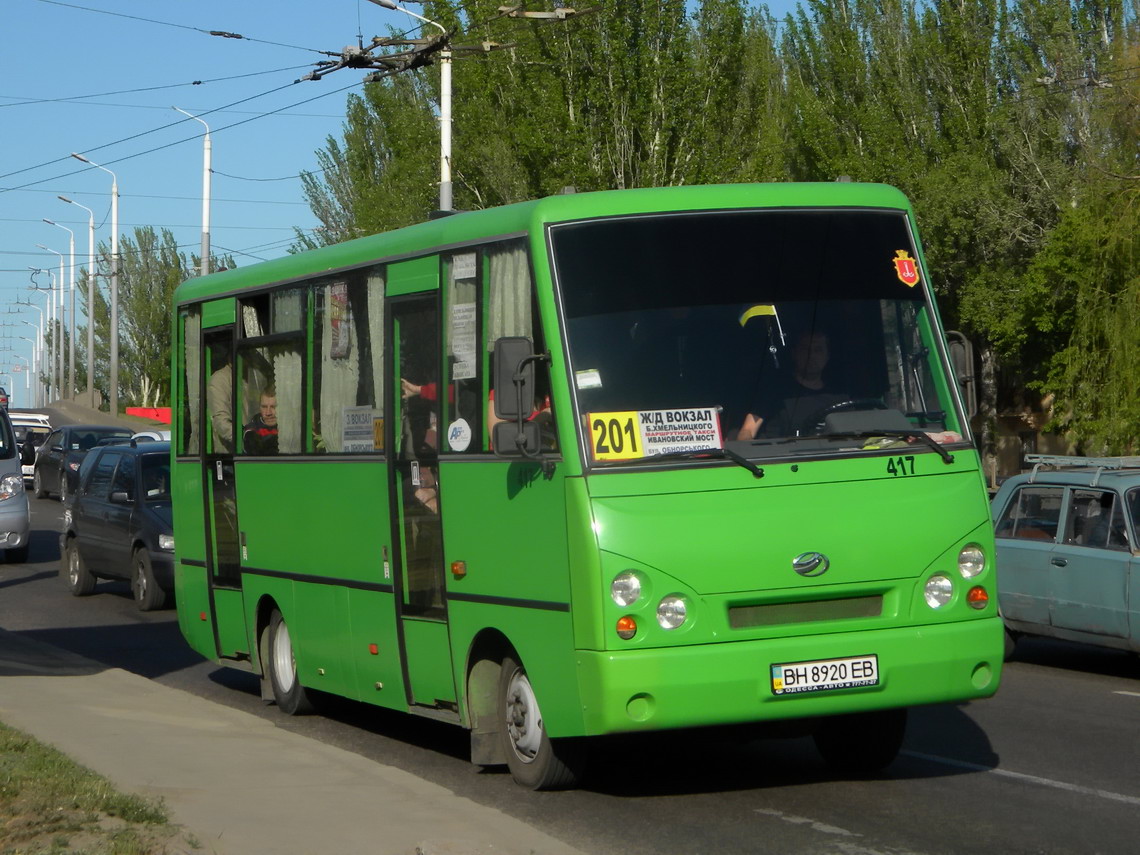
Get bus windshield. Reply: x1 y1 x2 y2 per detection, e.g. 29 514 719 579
552 208 964 464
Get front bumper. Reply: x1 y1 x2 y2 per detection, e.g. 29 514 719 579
569 617 1002 737
0 494 31 550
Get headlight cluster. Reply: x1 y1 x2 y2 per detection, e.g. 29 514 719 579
0 473 24 502
610 570 690 639
158 533 175 552
924 544 989 610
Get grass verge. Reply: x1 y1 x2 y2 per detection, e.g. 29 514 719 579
0 720 199 854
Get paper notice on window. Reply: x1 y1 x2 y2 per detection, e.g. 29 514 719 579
452 252 477 281
450 302 477 380
343 406 379 452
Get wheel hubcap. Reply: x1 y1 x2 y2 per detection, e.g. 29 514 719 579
134 561 147 601
273 622 297 692
68 549 79 587
505 668 543 762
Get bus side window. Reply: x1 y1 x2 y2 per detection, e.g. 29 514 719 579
311 271 385 454
483 240 557 453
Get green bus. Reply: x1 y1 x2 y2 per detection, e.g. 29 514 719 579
171 182 1002 789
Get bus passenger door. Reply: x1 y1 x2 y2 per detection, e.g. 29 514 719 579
390 296 457 709
203 328 247 658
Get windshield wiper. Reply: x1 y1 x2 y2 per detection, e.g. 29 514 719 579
820 429 956 465
608 447 764 478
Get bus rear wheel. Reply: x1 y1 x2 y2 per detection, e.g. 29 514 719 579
266 610 314 715
813 708 907 775
497 655 585 790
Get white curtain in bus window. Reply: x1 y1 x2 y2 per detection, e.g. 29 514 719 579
183 309 201 455
315 270 385 453
273 344 302 454
486 240 532 343
446 252 479 452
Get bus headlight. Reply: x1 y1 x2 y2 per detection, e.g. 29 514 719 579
924 574 953 609
958 544 985 578
611 571 642 607
656 596 687 629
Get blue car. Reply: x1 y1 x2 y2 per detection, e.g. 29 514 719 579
992 454 1140 656
60 441 174 611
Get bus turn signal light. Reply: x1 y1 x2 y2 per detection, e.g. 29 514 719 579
616 616 637 640
966 586 989 609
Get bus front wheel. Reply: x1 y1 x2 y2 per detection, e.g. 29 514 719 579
813 708 907 775
266 610 314 716
497 655 585 790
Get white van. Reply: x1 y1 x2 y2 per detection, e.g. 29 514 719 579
0 409 31 562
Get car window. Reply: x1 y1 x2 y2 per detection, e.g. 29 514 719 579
140 455 170 501
110 455 135 499
84 451 120 499
1063 489 1129 551
46 430 63 450
995 485 1064 541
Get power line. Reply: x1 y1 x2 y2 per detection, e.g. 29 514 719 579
0 66 313 109
34 0 341 56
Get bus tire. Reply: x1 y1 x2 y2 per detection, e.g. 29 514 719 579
63 537 96 596
498 655 584 790
267 610 314 716
813 708 907 775
131 549 167 611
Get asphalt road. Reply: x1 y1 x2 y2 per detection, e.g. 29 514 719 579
3 490 1139 854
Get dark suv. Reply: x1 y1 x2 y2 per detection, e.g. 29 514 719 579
60 441 174 611
33 424 134 502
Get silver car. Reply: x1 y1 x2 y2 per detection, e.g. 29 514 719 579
0 409 31 562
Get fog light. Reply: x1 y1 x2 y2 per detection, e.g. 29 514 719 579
616 616 637 640
967 586 989 609
924 574 953 609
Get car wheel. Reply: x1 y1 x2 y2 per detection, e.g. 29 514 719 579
813 708 907 775
498 654 585 790
266 610 314 715
131 548 167 611
33 469 46 499
62 538 96 596
5 544 29 564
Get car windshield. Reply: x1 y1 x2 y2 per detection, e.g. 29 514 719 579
70 428 133 451
140 455 171 502
552 208 966 465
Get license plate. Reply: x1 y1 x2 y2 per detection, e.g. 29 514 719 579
770 655 879 695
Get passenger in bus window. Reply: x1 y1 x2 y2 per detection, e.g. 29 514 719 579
207 353 234 453
243 387 279 455
737 330 847 439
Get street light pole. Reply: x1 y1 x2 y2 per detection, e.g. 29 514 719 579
59 195 97 408
369 0 452 210
17 303 44 408
35 246 64 399
173 107 212 277
43 218 76 398
71 153 119 415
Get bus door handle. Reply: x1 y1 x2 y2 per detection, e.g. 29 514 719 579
1050 557 1068 567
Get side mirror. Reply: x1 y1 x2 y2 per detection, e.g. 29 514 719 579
492 420 542 458
492 337 535 422
110 491 132 504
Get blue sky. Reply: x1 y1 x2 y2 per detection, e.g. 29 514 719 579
1 0 797 407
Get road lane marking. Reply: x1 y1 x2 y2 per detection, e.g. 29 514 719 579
1113 691 1140 698
902 750 1140 806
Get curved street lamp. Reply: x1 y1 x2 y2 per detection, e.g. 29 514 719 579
173 107 212 277
43 218 76 397
34 246 64 398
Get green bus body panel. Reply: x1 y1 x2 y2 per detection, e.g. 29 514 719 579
201 298 235 328
175 563 214 657
438 461 582 734
402 619 456 704
573 617 1000 734
212 589 247 657
588 456 990 597
387 255 440 296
